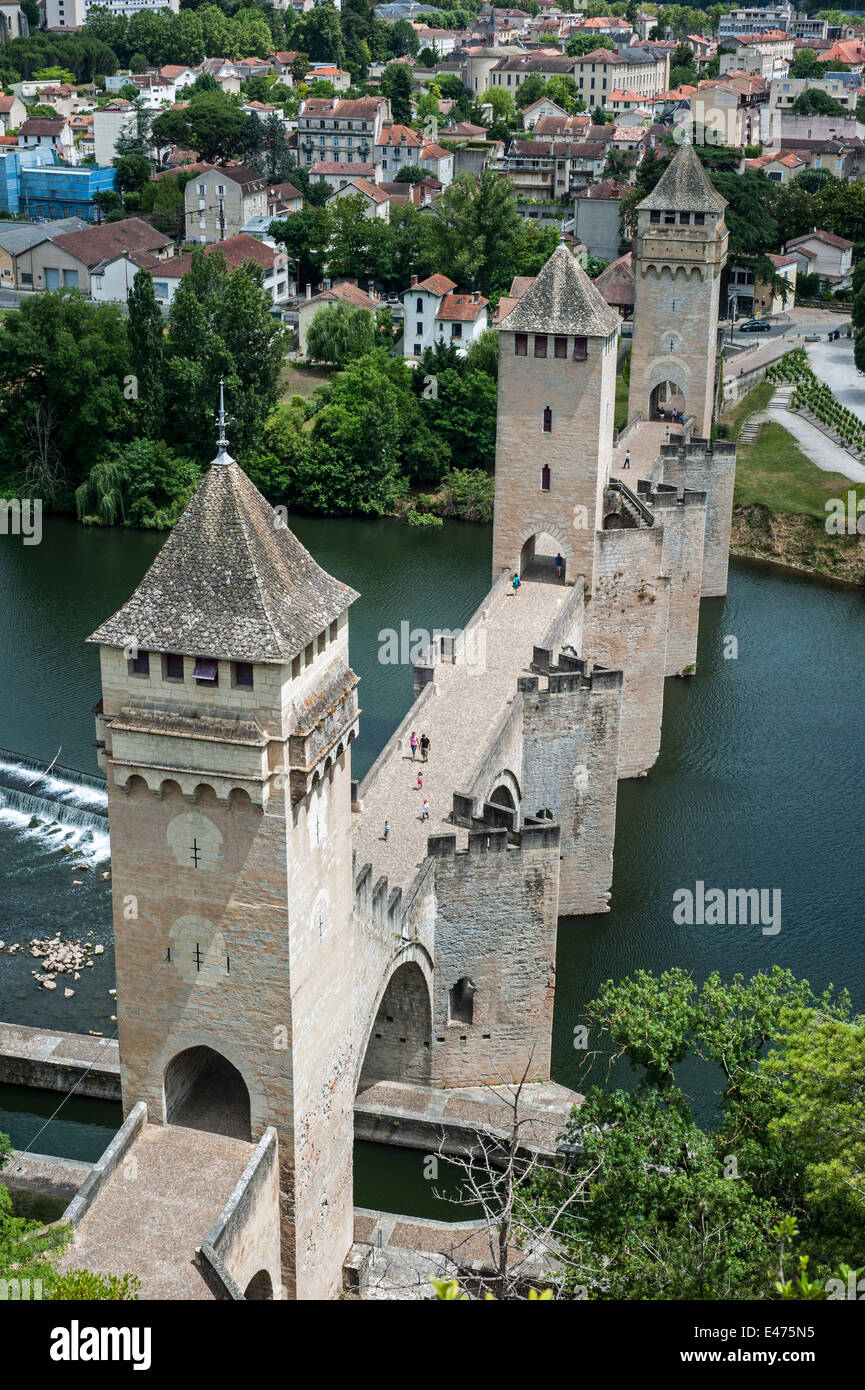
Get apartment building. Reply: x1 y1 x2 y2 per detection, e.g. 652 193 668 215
184 165 267 243
573 46 669 107
298 96 390 169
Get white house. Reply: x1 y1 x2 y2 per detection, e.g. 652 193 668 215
419 141 453 186
401 272 489 360
784 229 854 286
298 279 380 356
326 177 390 220
17 118 76 161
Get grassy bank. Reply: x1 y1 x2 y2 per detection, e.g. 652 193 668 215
731 393 865 584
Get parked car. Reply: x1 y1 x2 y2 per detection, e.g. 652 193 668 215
739 318 772 333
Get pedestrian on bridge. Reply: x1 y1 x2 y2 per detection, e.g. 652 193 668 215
417 771 423 791
623 450 631 470
511 572 521 595
383 820 390 841
421 799 429 822
420 733 430 762
410 730 418 760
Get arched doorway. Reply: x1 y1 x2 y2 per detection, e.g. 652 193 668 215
489 784 516 811
244 1270 274 1300
358 961 432 1091
519 531 566 582
650 381 686 422
164 1045 252 1140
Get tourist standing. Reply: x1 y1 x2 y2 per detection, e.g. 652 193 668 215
555 553 564 580
623 449 631 470
410 730 418 760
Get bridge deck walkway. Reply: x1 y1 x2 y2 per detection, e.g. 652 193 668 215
352 569 567 898
610 420 668 479
59 1122 254 1300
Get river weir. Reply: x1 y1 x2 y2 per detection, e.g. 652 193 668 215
0 747 109 866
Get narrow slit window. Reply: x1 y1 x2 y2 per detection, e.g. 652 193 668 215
541 464 551 491
329 619 338 641
534 334 547 358
573 336 587 360
650 209 660 224
554 335 567 358
514 332 527 355
543 406 552 433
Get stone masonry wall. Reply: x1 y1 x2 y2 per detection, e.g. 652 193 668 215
430 824 560 1087
583 527 671 778
656 440 736 598
647 486 707 675
520 670 622 915
492 327 616 586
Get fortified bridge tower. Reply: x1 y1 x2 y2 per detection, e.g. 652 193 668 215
89 402 360 1300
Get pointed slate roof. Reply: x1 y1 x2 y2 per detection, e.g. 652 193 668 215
638 141 726 215
88 463 358 663
497 243 619 337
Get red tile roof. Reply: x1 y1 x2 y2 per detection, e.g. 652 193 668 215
415 273 457 296
436 291 488 322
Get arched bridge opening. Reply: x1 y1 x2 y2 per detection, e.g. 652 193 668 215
358 961 432 1091
164 1045 252 1141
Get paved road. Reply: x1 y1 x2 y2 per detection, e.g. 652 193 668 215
805 335 865 423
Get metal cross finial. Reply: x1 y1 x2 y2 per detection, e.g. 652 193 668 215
212 378 235 467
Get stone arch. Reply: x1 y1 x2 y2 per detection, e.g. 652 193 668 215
163 1044 252 1141
152 1030 267 1137
482 766 522 811
244 1269 274 1300
228 787 253 812
649 380 686 421
355 944 434 1093
125 774 148 800
193 782 220 807
517 524 571 582
159 778 184 801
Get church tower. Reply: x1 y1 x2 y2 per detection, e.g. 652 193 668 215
89 398 360 1300
627 142 728 440
492 243 620 587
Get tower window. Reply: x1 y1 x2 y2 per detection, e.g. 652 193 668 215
541 464 551 491
292 656 301 679
679 212 691 224
329 620 338 641
304 642 314 667
554 335 567 358
317 632 326 655
514 332 527 355
129 650 150 677
650 210 660 224
664 211 676 224
163 653 184 681
534 334 547 358
573 336 587 360
233 661 254 688
193 658 218 685
694 213 705 225
543 406 552 433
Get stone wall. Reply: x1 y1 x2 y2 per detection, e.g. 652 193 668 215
492 325 617 586
429 822 560 1087
656 438 736 598
583 526 671 778
198 1126 282 1300
520 668 621 915
645 484 708 675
